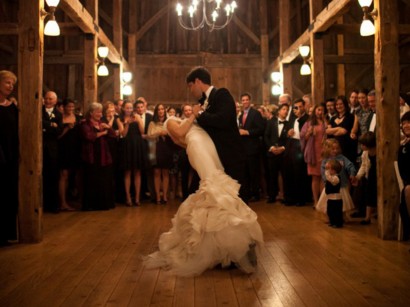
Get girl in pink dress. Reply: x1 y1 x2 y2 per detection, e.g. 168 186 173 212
300 103 327 206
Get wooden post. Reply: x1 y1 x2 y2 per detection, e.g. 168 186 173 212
128 0 137 100
373 0 400 239
310 0 324 104
336 17 346 95
279 0 293 97
113 0 122 100
17 0 43 242
83 0 98 108
260 0 270 104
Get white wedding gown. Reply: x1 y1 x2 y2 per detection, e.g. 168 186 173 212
144 118 264 276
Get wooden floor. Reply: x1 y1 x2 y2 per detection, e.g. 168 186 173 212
1 199 410 307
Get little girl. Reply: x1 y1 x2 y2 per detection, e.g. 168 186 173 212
353 132 377 225
324 159 343 228
316 138 356 217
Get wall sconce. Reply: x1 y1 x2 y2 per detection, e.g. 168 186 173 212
358 0 377 36
122 72 133 96
43 0 61 36
97 46 109 76
270 72 283 96
299 45 311 76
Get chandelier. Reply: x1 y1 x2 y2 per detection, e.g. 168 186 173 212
176 0 238 32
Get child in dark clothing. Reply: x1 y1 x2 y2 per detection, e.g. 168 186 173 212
325 159 344 228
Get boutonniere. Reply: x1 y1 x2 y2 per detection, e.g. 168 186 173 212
49 112 55 119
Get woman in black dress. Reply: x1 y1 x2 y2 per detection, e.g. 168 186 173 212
80 102 116 211
0 70 18 246
147 104 174 204
119 101 145 206
399 111 410 240
58 98 82 211
326 95 357 164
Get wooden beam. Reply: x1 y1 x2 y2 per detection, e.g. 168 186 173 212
260 0 269 104
60 0 129 70
0 23 19 35
83 0 98 109
99 7 113 27
135 5 169 42
269 0 353 70
324 54 374 64
374 0 401 240
18 0 43 243
113 0 123 100
310 0 325 104
233 16 261 46
311 0 354 33
279 0 293 96
128 0 137 100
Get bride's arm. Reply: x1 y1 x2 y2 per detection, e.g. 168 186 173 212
167 115 195 139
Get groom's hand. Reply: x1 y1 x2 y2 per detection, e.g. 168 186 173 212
193 104 202 117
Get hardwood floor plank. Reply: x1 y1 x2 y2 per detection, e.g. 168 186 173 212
1 201 410 306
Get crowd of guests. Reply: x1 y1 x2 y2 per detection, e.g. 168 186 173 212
1 67 410 245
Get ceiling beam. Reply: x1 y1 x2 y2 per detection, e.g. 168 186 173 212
59 0 129 70
136 5 169 42
269 0 354 71
233 16 261 46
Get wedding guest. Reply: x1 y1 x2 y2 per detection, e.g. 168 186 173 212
0 70 18 246
300 103 327 207
42 91 63 213
353 132 377 225
80 102 116 210
398 111 410 240
326 95 357 164
58 98 82 211
119 101 145 206
147 103 174 204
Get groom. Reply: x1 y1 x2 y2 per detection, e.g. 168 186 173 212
187 66 247 202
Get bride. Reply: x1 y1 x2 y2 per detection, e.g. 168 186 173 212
144 113 264 276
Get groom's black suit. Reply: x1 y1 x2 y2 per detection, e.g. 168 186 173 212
193 87 247 200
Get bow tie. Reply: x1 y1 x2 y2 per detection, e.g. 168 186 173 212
278 120 286 125
198 92 207 105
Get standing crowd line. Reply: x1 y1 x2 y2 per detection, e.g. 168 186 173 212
1 69 410 245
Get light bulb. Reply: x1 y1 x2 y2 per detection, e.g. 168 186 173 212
123 85 133 96
44 20 60 36
299 45 310 57
271 72 282 83
300 63 311 76
122 72 133 83
98 46 109 58
358 0 373 8
271 85 283 96
360 19 375 36
97 64 109 76
45 0 60 7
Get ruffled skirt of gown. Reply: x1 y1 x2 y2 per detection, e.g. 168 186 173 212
144 170 264 276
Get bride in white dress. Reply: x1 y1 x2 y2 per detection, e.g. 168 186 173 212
144 114 264 276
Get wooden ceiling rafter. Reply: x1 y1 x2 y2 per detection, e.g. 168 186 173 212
269 0 354 71
59 0 129 70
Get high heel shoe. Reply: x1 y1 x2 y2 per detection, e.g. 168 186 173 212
134 201 140 207
160 199 167 205
125 200 132 207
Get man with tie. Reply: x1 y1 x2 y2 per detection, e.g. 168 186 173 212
189 66 247 202
283 98 311 206
238 92 265 202
42 91 63 212
325 98 337 123
135 99 155 202
264 104 290 203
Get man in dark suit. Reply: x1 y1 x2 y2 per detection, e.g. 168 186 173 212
238 92 265 201
42 91 63 213
188 66 247 202
264 104 290 203
283 98 311 206
135 99 155 202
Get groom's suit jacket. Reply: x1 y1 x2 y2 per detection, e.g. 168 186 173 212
196 87 245 184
